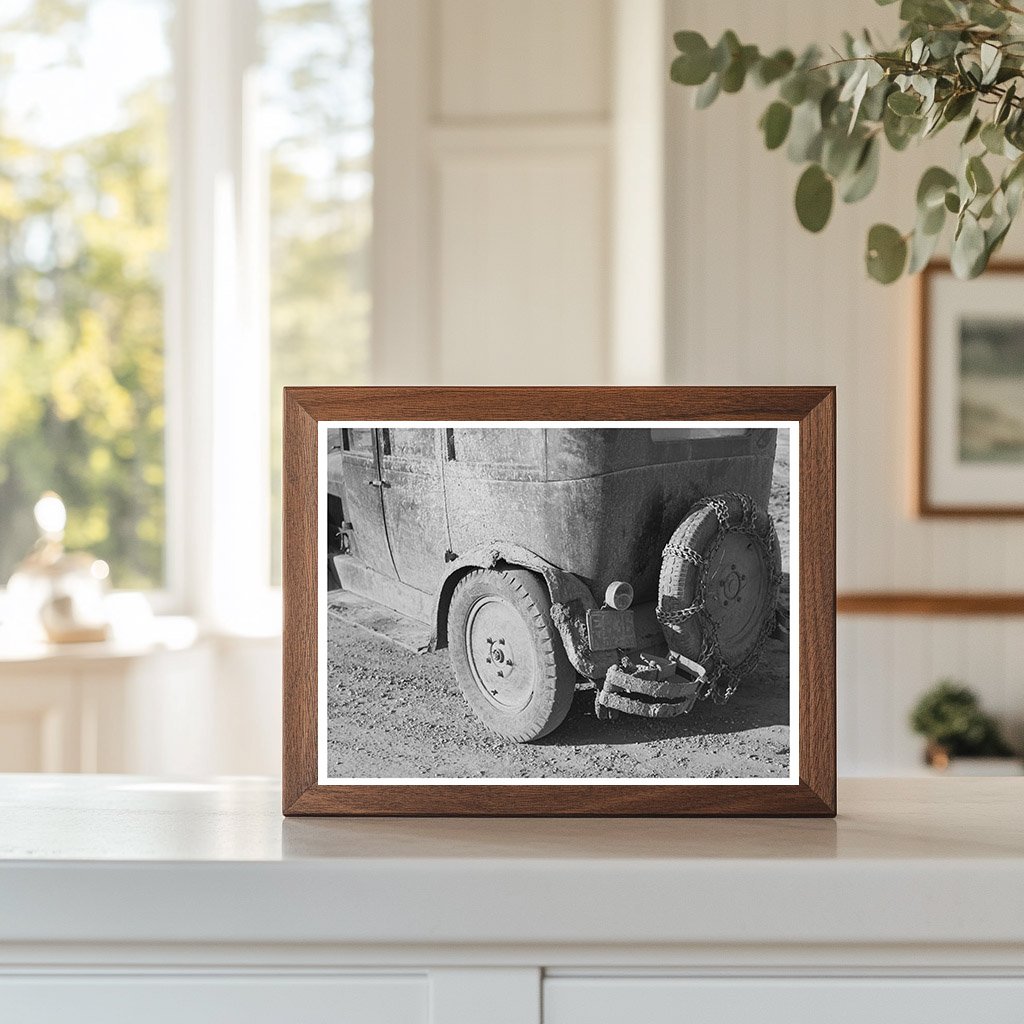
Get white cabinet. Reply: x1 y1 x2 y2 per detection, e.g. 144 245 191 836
2 975 428 1024
1 777 1023 1023
545 977 1024 1024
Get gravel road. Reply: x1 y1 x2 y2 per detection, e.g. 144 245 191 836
326 438 792 780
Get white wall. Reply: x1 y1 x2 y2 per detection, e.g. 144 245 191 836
373 0 646 386
373 0 1024 774
665 0 1024 772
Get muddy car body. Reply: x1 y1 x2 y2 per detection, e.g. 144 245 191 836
327 426 782 740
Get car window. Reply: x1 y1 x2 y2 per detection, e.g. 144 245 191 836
344 428 375 455
450 428 544 467
382 428 436 460
650 428 748 442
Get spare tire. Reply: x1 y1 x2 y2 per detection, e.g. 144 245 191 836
657 492 781 690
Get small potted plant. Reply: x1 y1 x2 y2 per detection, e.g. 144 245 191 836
910 680 1020 774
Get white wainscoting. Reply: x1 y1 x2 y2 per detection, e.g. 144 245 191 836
664 0 1024 774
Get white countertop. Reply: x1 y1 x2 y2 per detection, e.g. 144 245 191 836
1 775 1022 953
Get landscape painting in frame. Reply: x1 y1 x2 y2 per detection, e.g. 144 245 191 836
317 421 799 786
919 262 1024 515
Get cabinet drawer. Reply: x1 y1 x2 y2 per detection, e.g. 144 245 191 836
545 977 1024 1024
0 974 427 1024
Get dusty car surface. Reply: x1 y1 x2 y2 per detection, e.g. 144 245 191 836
326 426 784 741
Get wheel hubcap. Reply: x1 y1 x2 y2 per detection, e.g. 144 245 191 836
465 596 534 711
704 531 771 660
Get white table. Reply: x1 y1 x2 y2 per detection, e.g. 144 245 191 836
1 775 1023 1022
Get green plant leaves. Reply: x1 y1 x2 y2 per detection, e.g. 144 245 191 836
753 49 795 87
966 154 994 196
981 121 1006 155
917 166 957 210
795 164 834 232
672 31 713 85
842 137 880 203
787 100 823 162
759 101 792 150
888 90 921 115
866 224 908 283
669 11 1024 284
952 211 987 278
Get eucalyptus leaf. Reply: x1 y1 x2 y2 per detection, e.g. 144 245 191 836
981 121 1006 155
980 41 1002 86
921 201 946 235
795 164 834 232
970 2 1009 29
822 128 864 178
917 166 957 210
996 82 1017 124
888 90 921 115
779 73 807 106
710 31 740 73
754 49 795 87
787 100 824 162
962 115 983 145
842 137 881 203
866 223 908 283
884 106 922 150
967 154 995 195
908 221 942 273
694 73 721 109
760 101 793 150
951 211 987 278
721 44 758 92
942 91 974 122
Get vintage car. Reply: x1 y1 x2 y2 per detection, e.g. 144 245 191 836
326 426 784 742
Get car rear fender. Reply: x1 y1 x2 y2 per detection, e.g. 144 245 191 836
432 542 596 653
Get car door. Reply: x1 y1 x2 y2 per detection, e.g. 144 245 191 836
338 427 397 579
377 427 448 594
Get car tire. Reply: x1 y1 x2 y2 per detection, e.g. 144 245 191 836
447 567 577 742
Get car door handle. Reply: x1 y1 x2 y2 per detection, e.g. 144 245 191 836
367 479 391 489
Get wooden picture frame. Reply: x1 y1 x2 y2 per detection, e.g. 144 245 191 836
283 387 836 816
916 260 1024 517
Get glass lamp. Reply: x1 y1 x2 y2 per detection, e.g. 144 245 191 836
5 493 111 644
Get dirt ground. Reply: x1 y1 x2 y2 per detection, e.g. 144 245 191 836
326 439 792 780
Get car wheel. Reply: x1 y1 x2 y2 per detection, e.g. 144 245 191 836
447 567 576 742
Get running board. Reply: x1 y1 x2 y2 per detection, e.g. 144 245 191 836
326 589 434 654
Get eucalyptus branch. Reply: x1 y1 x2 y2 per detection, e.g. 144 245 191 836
670 0 1024 283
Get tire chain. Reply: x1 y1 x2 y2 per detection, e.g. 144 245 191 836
657 492 783 704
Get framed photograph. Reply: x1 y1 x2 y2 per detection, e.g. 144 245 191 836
283 387 835 816
917 261 1024 516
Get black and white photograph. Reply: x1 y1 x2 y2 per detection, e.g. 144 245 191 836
318 422 797 784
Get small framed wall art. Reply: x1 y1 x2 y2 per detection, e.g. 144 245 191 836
282 387 836 816
918 261 1024 516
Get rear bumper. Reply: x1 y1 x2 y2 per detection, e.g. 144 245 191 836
595 653 707 719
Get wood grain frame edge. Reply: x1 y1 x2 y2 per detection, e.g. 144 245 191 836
281 387 837 817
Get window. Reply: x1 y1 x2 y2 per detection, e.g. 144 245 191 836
0 0 172 589
452 429 545 467
382 429 435 460
344 428 374 455
0 0 374 623
650 428 748 442
262 0 373 581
